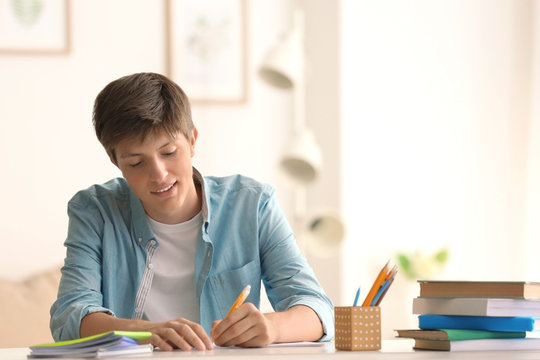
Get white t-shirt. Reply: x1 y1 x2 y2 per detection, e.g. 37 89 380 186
142 212 202 323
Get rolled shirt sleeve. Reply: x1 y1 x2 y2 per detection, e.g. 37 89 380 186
257 188 334 341
50 195 113 341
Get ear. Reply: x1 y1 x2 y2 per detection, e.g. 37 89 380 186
189 127 198 157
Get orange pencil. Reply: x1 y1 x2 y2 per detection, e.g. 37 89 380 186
226 285 251 317
361 260 390 307
374 266 398 306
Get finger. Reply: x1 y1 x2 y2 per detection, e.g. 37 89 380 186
156 327 193 351
219 324 261 347
189 322 214 350
177 323 211 351
150 333 174 351
210 319 226 340
212 309 248 343
210 319 222 335
213 316 254 346
171 318 213 349
213 303 253 339
226 322 273 348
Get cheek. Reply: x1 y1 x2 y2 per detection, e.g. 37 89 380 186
122 172 146 193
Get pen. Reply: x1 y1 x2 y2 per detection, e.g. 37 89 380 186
226 285 251 317
353 287 361 306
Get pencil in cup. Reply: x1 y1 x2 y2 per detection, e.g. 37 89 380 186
361 261 389 306
362 262 397 306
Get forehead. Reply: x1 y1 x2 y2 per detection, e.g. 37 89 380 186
116 130 183 156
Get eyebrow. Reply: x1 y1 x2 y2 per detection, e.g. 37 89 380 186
119 142 172 159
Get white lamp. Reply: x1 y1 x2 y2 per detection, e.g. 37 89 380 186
306 212 346 256
260 8 343 255
258 19 302 90
259 9 322 186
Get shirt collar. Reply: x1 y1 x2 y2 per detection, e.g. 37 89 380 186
192 167 211 235
129 185 155 247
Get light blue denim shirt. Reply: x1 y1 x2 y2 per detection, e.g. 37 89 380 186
50 168 334 342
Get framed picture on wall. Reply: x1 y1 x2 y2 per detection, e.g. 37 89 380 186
166 0 247 105
0 0 70 54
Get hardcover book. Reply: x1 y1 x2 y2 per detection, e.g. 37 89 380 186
412 297 540 317
417 280 540 299
395 328 525 341
418 314 540 332
413 338 540 351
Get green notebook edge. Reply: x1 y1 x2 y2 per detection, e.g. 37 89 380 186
418 329 526 341
31 330 152 348
443 329 525 340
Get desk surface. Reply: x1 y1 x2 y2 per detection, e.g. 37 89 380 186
4 340 540 360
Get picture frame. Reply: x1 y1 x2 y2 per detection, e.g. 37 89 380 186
166 0 247 105
0 0 70 55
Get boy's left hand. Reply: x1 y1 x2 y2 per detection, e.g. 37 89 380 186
210 303 277 347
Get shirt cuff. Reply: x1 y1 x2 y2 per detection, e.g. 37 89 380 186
287 298 335 342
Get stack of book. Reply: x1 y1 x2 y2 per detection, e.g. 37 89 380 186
395 280 540 351
27 331 153 358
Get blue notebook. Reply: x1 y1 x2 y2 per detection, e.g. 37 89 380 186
419 314 540 332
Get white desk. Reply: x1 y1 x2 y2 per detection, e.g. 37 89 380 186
4 340 540 360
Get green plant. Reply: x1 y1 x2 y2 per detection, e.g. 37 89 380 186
396 248 449 280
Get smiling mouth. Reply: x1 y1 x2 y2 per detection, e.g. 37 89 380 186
154 182 176 193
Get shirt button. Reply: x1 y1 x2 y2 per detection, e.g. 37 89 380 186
138 238 142 243
148 263 154 269
150 240 156 246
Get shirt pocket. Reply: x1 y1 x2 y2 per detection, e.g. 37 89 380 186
207 259 261 318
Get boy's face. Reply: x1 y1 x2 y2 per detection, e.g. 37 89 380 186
114 129 200 224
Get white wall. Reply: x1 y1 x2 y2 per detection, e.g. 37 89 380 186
341 0 538 337
301 0 343 306
0 0 166 279
4 0 538 340
525 1 540 278
0 0 299 283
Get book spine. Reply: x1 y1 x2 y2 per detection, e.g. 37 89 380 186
418 315 535 332
413 298 488 316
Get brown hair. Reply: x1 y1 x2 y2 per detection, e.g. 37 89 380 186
93 72 193 163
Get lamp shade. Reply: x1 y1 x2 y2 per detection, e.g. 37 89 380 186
280 128 322 184
306 212 345 256
259 12 304 89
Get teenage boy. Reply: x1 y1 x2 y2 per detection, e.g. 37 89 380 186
50 72 334 351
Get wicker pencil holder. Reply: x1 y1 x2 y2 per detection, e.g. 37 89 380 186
334 306 381 351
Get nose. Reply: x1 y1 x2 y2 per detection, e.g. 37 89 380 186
148 157 168 183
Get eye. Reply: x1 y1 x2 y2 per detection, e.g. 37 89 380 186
164 149 177 156
129 161 142 168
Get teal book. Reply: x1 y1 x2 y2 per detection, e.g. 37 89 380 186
27 331 153 358
419 314 540 332
396 328 526 341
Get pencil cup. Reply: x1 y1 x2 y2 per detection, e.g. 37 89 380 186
334 306 381 351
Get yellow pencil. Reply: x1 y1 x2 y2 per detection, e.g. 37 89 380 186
226 285 251 317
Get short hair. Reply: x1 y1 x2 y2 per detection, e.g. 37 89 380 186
93 72 193 163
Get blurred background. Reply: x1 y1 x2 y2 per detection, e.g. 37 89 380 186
0 0 539 339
